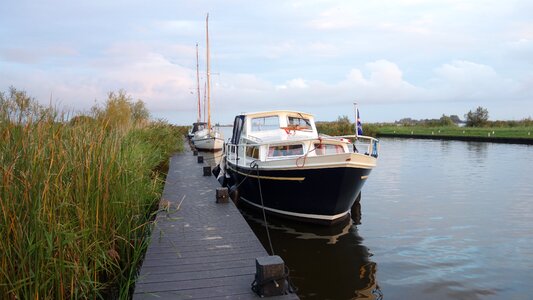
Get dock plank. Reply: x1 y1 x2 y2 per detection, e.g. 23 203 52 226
133 145 297 299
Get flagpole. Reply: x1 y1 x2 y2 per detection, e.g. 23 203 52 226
353 102 358 140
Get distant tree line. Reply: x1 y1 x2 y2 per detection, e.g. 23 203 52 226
396 114 463 126
395 106 532 128
315 106 532 137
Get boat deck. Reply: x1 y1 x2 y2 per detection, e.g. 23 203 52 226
133 144 298 299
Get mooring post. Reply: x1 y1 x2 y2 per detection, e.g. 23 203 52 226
254 255 289 296
203 166 211 176
197 156 203 163
216 187 229 203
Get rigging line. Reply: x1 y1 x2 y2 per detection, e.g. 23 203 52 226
251 161 275 256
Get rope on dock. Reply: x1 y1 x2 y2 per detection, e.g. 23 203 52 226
251 265 298 296
251 162 275 256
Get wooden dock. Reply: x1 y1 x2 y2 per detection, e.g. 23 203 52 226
133 146 298 299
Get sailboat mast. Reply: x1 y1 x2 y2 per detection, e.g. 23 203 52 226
206 13 211 132
203 81 207 123
195 43 201 123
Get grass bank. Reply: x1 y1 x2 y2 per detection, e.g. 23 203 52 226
376 125 533 143
0 88 187 299
316 117 533 144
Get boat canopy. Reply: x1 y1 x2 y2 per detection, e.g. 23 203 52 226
230 111 317 144
191 122 208 132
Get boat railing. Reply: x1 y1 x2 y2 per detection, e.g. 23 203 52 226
226 142 260 166
225 135 379 165
349 135 380 158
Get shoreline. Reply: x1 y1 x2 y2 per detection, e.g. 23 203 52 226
376 133 533 145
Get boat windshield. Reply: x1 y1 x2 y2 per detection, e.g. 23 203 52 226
288 116 311 129
251 116 279 132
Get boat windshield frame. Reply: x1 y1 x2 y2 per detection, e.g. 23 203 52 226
250 115 280 132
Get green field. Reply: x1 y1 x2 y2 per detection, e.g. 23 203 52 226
376 125 533 140
316 117 533 141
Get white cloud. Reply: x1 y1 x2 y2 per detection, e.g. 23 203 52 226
309 6 360 30
2 0 532 123
430 60 517 101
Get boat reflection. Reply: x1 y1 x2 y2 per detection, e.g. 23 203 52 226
197 149 223 168
241 204 382 300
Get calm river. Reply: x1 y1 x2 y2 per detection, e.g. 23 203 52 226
229 137 533 299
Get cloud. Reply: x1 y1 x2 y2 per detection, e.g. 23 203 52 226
339 60 423 102
1 43 197 113
430 60 518 101
1 46 78 65
214 59 423 115
2 0 532 123
309 6 360 30
507 38 533 63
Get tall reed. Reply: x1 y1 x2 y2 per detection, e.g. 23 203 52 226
0 88 184 299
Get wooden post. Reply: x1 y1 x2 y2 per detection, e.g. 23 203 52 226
216 187 229 203
193 150 198 156
197 156 204 163
254 255 288 296
203 166 211 176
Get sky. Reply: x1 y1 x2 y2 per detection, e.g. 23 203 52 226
1 0 532 125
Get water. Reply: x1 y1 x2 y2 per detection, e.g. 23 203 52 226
237 138 533 299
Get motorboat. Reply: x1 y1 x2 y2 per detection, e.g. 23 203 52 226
218 110 379 224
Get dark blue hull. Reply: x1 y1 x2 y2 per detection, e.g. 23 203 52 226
226 162 372 224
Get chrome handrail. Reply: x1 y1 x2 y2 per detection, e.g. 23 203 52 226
225 135 379 165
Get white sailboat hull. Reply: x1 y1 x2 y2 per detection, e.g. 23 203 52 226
192 129 224 150
193 136 224 150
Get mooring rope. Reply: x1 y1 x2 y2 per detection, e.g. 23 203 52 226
250 161 275 256
230 159 298 295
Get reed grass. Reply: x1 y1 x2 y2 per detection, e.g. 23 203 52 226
0 88 186 299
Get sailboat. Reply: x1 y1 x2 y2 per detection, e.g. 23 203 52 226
188 43 207 139
191 13 224 151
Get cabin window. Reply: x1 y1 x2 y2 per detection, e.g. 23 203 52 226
314 143 345 155
287 116 311 129
251 116 279 132
268 144 304 157
245 146 259 159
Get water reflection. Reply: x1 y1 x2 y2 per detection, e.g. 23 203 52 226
197 149 223 168
362 138 533 299
241 205 382 300
466 141 488 162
